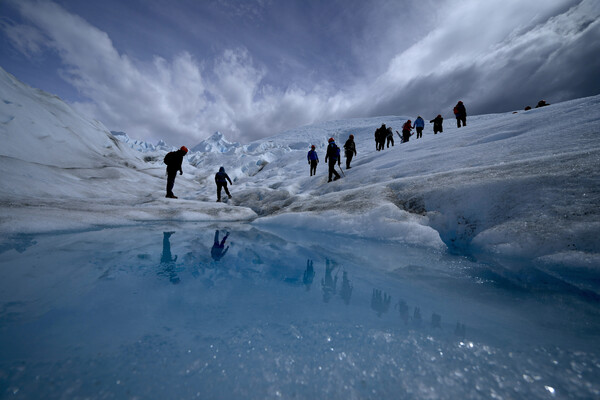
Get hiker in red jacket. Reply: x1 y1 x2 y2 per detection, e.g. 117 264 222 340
402 120 413 143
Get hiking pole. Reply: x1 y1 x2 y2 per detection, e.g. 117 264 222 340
396 130 403 143
338 164 345 177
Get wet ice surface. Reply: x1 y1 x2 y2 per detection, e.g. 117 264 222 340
0 224 599 399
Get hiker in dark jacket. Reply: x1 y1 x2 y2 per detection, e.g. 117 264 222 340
164 146 188 198
343 134 357 169
386 126 394 147
325 138 341 182
215 167 233 202
430 114 443 134
454 101 467 127
307 145 319 176
374 124 386 151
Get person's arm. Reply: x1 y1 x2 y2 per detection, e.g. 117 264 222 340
226 175 232 185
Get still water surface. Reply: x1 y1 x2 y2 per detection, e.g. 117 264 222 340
0 224 598 399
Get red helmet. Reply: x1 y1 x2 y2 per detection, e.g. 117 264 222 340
328 138 334 142
180 146 188 153
349 134 354 139
311 145 315 149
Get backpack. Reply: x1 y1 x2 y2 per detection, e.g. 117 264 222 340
163 151 175 166
328 142 340 159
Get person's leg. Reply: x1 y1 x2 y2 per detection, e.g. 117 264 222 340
332 162 340 180
166 171 176 197
216 183 222 201
462 116 467 127
224 184 232 198
328 163 334 181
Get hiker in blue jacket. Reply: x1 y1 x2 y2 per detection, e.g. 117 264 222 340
413 116 425 139
215 167 232 202
324 138 341 182
307 145 319 176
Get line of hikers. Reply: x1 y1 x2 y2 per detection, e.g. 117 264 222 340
307 134 357 182
307 101 466 181
164 101 467 194
163 146 233 202
373 101 466 149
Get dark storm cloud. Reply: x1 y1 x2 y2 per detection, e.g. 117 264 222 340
1 0 598 145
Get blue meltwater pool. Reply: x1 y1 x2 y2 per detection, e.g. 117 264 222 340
0 224 598 399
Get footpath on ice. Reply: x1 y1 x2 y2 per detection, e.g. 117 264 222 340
1 66 599 270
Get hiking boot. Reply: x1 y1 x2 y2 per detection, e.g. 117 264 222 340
228 195 232 199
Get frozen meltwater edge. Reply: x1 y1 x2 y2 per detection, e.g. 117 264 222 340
0 224 599 399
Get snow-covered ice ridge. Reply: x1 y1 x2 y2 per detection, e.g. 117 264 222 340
1 66 598 267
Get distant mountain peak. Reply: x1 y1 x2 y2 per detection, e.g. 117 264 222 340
191 131 240 154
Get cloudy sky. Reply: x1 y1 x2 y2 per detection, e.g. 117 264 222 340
1 0 599 145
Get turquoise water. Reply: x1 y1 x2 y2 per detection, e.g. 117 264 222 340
0 224 598 399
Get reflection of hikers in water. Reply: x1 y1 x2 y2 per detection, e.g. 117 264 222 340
340 270 353 305
303 259 315 291
395 299 409 324
413 306 422 327
370 289 391 317
160 231 180 284
211 230 230 261
455 322 466 339
321 259 339 302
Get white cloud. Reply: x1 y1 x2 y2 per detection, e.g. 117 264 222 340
2 0 344 144
0 19 46 58
2 0 599 145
